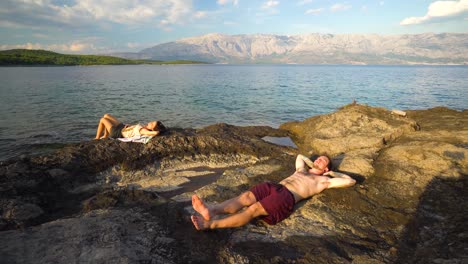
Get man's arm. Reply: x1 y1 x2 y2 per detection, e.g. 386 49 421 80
323 171 356 189
296 154 314 172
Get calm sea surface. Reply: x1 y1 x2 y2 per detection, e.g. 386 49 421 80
0 64 466 160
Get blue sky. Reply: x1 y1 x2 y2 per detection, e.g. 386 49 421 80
1 0 467 54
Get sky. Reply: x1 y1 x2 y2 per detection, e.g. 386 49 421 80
0 0 467 54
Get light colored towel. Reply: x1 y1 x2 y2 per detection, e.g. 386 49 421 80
117 135 154 144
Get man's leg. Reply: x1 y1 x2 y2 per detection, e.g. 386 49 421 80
191 201 268 230
192 191 257 220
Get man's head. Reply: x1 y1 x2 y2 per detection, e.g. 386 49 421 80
310 155 331 175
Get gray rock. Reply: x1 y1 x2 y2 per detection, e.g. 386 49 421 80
2 201 43 222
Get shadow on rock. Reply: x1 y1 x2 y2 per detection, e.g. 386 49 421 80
228 234 379 263
396 174 467 263
151 200 234 263
82 188 167 213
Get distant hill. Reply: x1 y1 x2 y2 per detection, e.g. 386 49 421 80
0 49 206 66
113 33 468 65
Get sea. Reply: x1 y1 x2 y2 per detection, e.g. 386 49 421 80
0 64 466 161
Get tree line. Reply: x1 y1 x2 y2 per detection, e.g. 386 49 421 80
0 49 204 65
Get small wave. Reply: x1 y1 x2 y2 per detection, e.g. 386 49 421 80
28 131 60 139
28 142 68 150
0 138 16 142
1 142 69 160
29 134 55 139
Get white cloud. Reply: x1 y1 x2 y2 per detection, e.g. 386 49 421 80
223 21 237 25
0 43 42 50
69 43 89 52
330 3 352 12
194 11 208 19
305 8 324 14
0 0 195 30
0 41 96 53
380 1 384 6
262 0 280 9
126 42 153 49
0 34 131 54
32 33 48 38
400 0 468 25
217 0 239 5
298 0 314 5
0 20 40 29
127 42 141 49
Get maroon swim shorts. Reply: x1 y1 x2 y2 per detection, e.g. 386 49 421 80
249 182 295 225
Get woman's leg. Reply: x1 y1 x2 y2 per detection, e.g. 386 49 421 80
95 115 119 139
102 127 109 138
95 119 105 139
103 113 121 125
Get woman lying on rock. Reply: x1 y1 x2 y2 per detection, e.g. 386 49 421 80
191 154 356 230
94 113 166 139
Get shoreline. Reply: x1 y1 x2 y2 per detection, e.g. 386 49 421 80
1 105 466 162
1 63 467 67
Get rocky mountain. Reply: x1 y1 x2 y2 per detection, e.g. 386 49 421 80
115 33 468 64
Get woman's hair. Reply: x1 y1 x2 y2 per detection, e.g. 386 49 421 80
153 121 167 132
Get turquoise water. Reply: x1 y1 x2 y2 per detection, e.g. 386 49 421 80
0 64 466 160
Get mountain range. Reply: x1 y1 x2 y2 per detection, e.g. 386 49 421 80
111 33 468 65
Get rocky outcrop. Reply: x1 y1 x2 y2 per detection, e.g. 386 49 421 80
0 104 466 263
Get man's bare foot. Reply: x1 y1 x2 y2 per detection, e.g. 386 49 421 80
192 194 212 220
191 215 210 230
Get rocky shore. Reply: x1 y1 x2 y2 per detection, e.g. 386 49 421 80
0 104 466 263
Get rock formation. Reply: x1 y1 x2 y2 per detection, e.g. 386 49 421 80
0 104 466 263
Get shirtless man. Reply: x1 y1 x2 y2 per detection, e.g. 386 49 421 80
191 154 356 230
